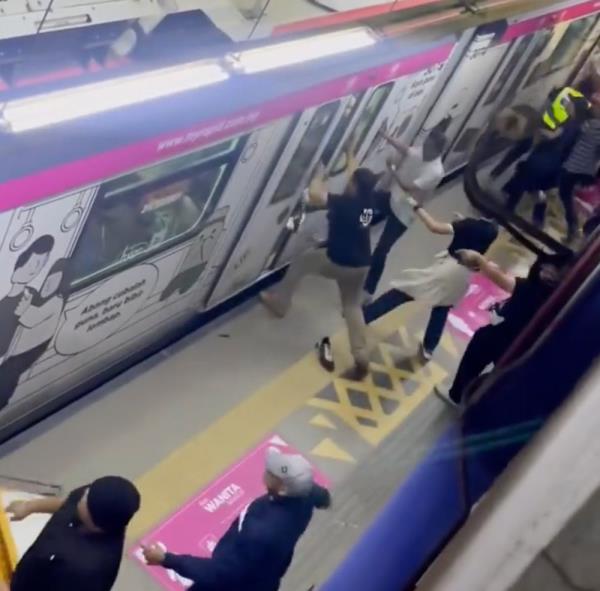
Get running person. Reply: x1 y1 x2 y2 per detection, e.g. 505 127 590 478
259 147 380 381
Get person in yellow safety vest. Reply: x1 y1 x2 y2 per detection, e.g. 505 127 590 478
542 87 587 130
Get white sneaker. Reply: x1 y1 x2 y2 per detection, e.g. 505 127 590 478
420 343 433 361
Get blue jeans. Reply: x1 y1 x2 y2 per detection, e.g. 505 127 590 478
363 290 450 353
364 215 408 295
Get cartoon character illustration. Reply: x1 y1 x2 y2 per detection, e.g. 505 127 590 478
160 211 228 302
0 235 55 363
0 258 70 409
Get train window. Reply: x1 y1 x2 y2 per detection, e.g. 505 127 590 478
321 92 365 166
484 35 534 107
523 29 554 87
270 101 340 204
526 18 596 87
331 82 393 175
70 138 242 287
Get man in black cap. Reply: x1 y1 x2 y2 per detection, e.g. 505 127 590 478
5 475 140 591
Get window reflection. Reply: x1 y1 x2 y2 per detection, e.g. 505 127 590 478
71 139 239 286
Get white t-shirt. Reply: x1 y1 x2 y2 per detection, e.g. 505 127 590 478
380 146 444 227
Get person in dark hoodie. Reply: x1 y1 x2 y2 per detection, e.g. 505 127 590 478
142 447 331 591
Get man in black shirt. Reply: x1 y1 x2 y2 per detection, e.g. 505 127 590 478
6 475 140 591
260 150 378 380
435 253 570 407
142 448 331 591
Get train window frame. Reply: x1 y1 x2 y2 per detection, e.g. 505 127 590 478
331 82 394 176
484 35 534 107
269 100 341 205
320 92 365 167
526 17 597 87
70 136 246 291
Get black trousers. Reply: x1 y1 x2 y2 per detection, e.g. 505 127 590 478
363 289 450 354
558 170 594 235
490 138 534 178
503 162 555 227
448 324 514 404
364 215 408 295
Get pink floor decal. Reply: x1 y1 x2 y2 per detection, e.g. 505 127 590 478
130 435 330 590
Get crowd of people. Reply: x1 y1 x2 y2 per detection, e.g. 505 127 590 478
3 83 599 591
261 81 595 406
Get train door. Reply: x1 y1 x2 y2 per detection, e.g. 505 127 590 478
273 81 398 268
417 22 510 174
361 61 450 176
514 14 599 108
326 81 397 194
445 33 539 168
195 117 300 308
267 92 366 269
208 101 342 304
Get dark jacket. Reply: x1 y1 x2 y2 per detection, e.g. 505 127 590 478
163 485 331 591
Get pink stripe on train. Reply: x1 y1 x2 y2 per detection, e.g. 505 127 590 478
0 43 453 212
502 0 600 42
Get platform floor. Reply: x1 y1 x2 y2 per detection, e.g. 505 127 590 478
0 175 535 590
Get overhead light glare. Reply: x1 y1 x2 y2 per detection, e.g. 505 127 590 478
2 61 229 133
231 27 377 73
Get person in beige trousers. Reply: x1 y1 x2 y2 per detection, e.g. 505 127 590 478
260 149 380 380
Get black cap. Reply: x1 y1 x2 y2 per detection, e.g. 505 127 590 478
87 476 140 534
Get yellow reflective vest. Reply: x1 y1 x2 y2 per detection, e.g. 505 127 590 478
542 87 585 130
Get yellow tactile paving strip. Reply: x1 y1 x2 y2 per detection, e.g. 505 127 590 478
130 230 525 542
130 307 417 541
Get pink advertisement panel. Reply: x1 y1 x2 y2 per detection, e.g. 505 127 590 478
130 435 330 590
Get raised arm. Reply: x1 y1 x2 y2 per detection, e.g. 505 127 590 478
407 197 453 235
380 131 409 157
456 250 517 293
307 162 329 209
7 496 65 521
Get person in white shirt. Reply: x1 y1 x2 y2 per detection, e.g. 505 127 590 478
0 258 69 409
364 127 446 299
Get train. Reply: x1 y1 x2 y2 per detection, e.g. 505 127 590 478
0 0 598 441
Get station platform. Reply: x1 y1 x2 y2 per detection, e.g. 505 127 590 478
0 174 537 590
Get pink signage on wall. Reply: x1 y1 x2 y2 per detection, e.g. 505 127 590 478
130 435 330 590
448 273 509 340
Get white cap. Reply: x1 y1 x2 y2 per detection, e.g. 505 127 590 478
266 447 314 497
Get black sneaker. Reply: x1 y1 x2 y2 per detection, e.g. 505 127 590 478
317 338 335 372
347 362 369 382
434 385 461 410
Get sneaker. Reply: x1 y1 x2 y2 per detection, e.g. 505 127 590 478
347 362 369 382
316 338 335 373
259 291 285 318
420 343 433 362
433 385 461 410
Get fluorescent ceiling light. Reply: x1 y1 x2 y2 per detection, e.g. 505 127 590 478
2 61 229 133
231 28 377 73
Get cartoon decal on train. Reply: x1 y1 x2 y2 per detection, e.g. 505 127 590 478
0 0 598 437
0 165 231 413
